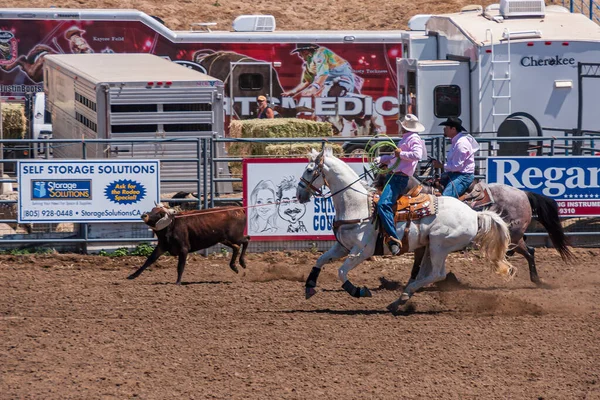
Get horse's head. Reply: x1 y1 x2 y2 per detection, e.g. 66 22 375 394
296 147 330 203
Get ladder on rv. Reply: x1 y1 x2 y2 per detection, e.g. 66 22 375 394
486 28 512 133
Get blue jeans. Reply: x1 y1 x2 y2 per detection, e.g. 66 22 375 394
441 172 474 198
377 174 408 241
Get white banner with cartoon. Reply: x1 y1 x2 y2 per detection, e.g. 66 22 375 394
18 160 160 223
243 158 371 240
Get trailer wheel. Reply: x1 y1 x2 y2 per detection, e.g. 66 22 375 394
343 144 367 158
497 113 543 156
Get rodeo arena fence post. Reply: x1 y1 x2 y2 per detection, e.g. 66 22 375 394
0 132 599 253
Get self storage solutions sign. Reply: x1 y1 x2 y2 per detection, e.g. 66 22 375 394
243 158 370 240
487 157 600 217
18 160 160 223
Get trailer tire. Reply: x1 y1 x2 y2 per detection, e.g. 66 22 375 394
343 143 368 158
497 112 543 156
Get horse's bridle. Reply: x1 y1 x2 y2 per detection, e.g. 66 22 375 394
299 155 329 197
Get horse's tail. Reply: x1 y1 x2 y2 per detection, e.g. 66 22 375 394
525 191 574 262
475 210 515 279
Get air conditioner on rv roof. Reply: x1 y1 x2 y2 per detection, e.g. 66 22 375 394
499 0 545 18
232 15 276 32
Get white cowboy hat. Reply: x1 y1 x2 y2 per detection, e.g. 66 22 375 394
400 114 425 133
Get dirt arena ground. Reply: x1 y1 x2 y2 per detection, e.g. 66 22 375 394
1 246 599 399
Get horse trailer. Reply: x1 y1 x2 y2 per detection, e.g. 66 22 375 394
0 7 404 139
43 53 227 193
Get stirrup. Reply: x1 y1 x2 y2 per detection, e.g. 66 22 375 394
388 242 401 256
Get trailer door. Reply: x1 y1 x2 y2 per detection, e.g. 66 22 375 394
230 61 274 119
397 59 470 135
396 58 418 121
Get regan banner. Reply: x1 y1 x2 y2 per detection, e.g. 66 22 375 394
18 160 160 223
243 158 372 240
487 156 600 217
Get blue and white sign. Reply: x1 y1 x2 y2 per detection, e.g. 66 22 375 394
18 160 160 223
487 156 600 217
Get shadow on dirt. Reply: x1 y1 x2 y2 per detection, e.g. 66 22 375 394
280 308 451 316
150 281 233 286
376 273 556 293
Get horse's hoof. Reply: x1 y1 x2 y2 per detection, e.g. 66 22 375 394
127 274 137 280
360 287 372 298
305 287 317 300
386 301 400 314
230 265 239 274
399 292 411 304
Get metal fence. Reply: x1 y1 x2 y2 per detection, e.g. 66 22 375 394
563 0 600 24
0 134 599 253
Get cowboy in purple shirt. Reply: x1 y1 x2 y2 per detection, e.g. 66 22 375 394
375 114 427 255
433 117 480 198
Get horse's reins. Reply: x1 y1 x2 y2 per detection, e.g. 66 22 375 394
299 154 376 200
156 151 375 230
299 151 377 241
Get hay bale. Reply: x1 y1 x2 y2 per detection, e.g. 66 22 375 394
227 118 334 191
2 103 26 140
228 118 333 157
264 143 344 156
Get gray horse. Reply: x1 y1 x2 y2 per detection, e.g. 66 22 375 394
396 175 574 285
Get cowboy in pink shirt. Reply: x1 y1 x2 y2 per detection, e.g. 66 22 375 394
375 114 427 255
433 117 480 197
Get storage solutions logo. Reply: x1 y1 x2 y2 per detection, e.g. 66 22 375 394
32 180 92 200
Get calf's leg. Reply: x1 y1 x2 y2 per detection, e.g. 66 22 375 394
175 250 189 285
221 240 240 273
238 236 250 269
128 247 165 280
228 243 240 274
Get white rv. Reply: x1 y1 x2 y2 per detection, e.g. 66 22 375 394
397 0 600 154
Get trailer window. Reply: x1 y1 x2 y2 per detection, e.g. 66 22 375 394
75 112 97 133
164 123 212 132
111 104 158 113
75 93 97 112
434 85 461 118
163 103 212 112
238 74 264 91
111 124 158 133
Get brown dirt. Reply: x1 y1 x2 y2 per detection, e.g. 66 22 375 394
1 247 599 399
5 0 501 31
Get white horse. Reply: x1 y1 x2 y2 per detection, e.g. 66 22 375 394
296 146 515 313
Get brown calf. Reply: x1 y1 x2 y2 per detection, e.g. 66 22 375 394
127 204 250 284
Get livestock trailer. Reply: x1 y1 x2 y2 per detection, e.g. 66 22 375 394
43 53 228 193
0 8 404 138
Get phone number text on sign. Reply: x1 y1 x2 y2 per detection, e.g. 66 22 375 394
18 160 160 223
